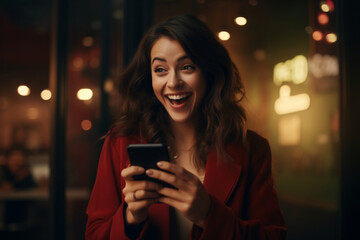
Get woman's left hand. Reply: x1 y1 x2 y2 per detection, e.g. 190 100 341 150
146 161 211 227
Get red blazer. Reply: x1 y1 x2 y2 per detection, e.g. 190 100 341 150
85 130 287 239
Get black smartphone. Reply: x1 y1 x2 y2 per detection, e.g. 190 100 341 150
127 143 173 188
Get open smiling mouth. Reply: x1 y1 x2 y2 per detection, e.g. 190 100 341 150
167 93 191 105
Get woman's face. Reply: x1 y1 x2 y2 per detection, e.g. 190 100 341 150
151 37 206 125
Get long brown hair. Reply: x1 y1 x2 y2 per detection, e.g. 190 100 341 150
112 14 247 168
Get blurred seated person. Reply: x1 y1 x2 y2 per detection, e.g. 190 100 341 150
0 146 37 226
0 146 37 191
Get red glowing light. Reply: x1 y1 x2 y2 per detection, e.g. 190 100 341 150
318 13 329 25
81 120 92 131
312 31 323 41
326 0 334 11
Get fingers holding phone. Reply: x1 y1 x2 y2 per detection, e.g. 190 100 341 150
121 165 162 224
121 165 163 202
146 161 211 227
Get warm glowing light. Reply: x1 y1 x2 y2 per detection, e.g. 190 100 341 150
235 17 247 26
77 88 93 101
318 13 329 25
27 107 39 120
81 120 92 131
320 2 330 12
326 0 335 11
82 36 94 47
41 89 52 100
218 31 230 41
309 54 339 78
73 57 84 70
326 33 337 43
291 55 308 84
274 85 310 115
273 55 308 86
312 30 323 41
17 85 30 96
104 79 114 93
278 115 301 146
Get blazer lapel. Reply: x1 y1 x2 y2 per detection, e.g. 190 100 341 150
203 144 244 203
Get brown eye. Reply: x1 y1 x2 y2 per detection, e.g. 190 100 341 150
154 67 166 73
182 65 195 71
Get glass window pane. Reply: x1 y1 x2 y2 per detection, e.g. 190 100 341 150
66 1 101 239
0 2 51 239
65 0 124 239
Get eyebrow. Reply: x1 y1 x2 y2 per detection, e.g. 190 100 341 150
151 55 190 64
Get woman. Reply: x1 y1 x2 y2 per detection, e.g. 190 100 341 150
86 14 286 239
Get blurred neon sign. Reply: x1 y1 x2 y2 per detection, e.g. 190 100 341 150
274 85 310 115
273 55 310 115
308 54 338 78
273 55 308 86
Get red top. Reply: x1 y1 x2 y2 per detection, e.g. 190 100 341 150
85 130 287 239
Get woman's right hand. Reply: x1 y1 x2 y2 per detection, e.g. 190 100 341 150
121 165 162 225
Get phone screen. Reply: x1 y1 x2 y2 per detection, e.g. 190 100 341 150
127 143 174 188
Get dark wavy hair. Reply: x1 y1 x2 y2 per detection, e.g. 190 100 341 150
112 14 247 168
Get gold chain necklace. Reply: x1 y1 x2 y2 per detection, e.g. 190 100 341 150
168 146 192 160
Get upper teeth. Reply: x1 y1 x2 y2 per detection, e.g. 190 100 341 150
167 94 189 100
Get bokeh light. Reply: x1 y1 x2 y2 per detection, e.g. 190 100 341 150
320 2 330 12
235 16 247 26
104 79 114 93
312 31 323 41
82 36 94 47
81 120 92 131
17 85 30 96
326 33 337 43
73 57 84 70
326 0 335 11
218 31 230 41
77 88 93 101
41 89 52 100
318 13 329 25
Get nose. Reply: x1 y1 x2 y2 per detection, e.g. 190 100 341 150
167 70 184 89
